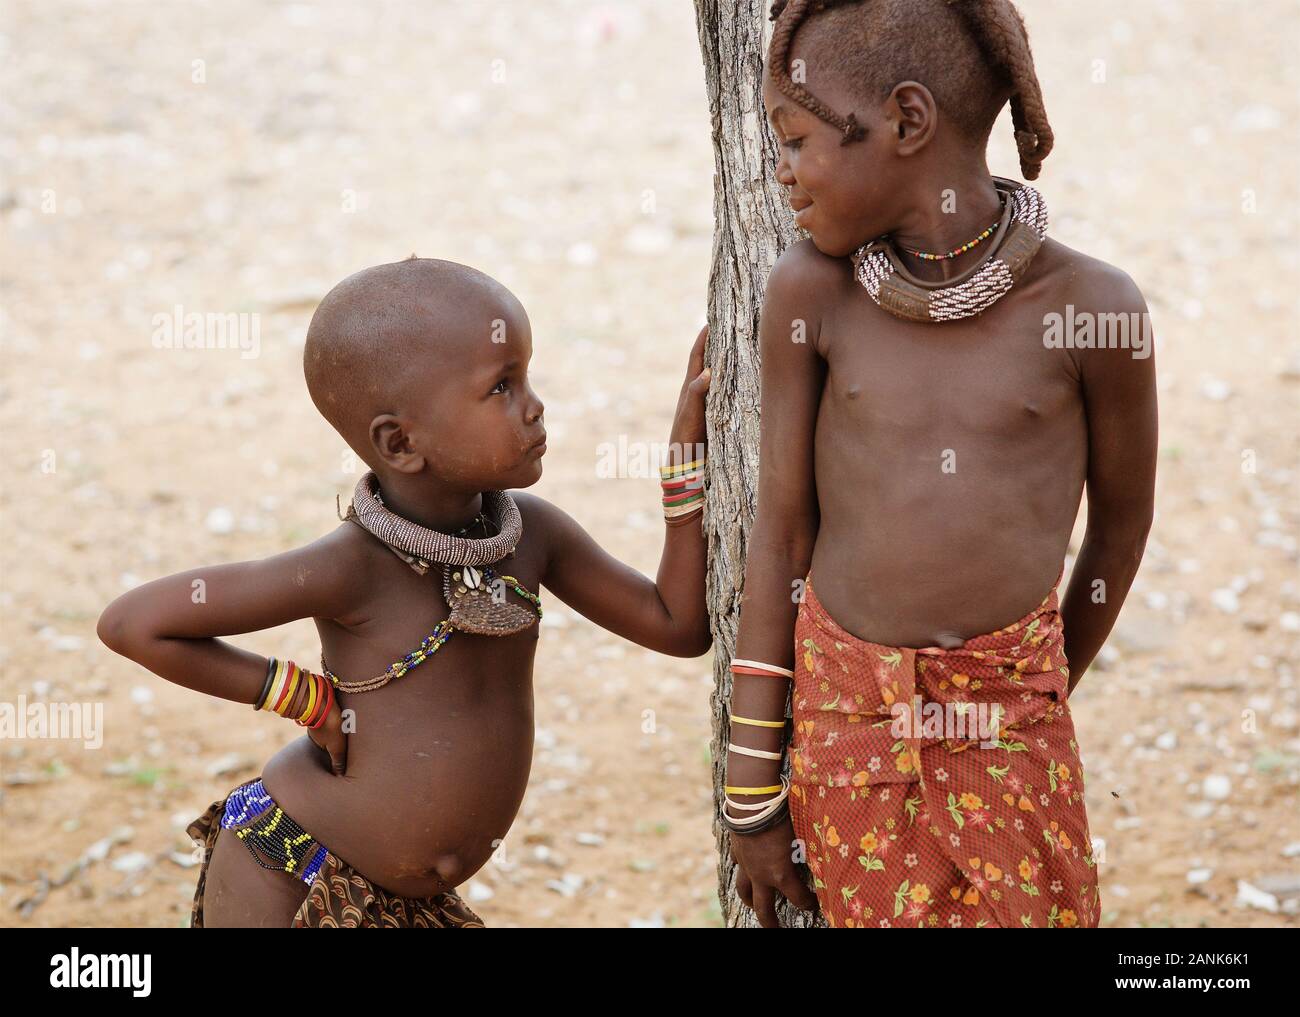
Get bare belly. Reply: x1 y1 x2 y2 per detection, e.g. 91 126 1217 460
259 652 534 899
809 459 1083 647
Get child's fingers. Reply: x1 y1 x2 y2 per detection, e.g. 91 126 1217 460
780 869 819 913
309 716 348 775
688 366 712 397
688 324 708 373
325 731 347 775
736 865 754 909
752 881 781 928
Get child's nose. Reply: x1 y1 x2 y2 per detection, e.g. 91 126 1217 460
774 152 796 187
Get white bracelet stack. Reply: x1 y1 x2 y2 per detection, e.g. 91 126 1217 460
723 775 791 832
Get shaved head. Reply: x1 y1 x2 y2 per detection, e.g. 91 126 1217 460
303 257 524 462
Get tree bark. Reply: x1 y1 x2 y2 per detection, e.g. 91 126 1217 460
693 0 821 928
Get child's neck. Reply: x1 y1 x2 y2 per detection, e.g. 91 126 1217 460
372 472 486 535
888 170 1004 284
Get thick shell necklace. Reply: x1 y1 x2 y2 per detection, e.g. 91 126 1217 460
850 177 1048 323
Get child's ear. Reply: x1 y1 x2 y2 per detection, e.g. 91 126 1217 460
888 80 938 154
369 414 426 474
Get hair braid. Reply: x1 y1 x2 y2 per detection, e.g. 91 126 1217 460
768 0 868 144
946 0 1053 178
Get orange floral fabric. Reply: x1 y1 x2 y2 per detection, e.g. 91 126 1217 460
788 571 1101 928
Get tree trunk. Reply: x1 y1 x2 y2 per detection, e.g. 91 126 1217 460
693 0 821 928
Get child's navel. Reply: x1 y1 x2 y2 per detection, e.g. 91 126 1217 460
434 853 464 884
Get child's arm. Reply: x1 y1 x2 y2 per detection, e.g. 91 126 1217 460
1059 269 1158 693
526 326 712 657
96 529 369 770
724 241 828 926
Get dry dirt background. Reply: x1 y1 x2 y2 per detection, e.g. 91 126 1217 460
1 0 1297 928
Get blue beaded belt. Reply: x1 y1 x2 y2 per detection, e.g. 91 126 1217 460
220 777 328 885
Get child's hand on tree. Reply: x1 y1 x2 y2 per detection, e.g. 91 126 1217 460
668 324 711 455
729 813 819 927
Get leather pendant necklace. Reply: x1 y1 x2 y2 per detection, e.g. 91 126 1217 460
441 562 538 636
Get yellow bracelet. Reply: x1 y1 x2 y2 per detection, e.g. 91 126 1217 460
730 715 785 728
263 658 288 713
298 667 318 722
660 457 705 478
280 662 301 718
724 784 783 796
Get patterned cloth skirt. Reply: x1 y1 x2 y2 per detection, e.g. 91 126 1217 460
187 776 485 928
788 570 1101 928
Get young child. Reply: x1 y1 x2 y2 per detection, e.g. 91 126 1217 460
97 257 712 927
722 0 1156 928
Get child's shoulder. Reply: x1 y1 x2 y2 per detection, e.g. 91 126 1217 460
295 519 389 584
768 236 855 296
1032 236 1148 314
509 490 562 538
503 490 570 578
762 237 855 353
1031 238 1156 379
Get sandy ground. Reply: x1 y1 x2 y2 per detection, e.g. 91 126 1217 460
1 0 1297 928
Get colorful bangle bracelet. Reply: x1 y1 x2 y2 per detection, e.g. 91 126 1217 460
723 777 791 832
730 715 785 728
298 669 318 723
253 658 276 711
660 457 705 478
661 459 706 521
728 742 783 761
299 673 332 728
282 663 303 718
664 504 704 520
725 797 789 823
724 801 790 836
268 659 291 714
306 681 334 729
730 658 795 679
723 784 784 796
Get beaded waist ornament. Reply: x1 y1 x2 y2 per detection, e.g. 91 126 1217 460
220 778 329 884
324 472 542 694
850 176 1048 324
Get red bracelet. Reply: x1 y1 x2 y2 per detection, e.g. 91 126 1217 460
304 677 334 729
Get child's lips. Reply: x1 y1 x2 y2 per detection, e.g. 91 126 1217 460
527 434 547 457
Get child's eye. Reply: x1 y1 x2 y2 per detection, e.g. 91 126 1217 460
781 138 803 151
491 378 510 395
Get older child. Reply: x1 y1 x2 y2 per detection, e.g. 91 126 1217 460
723 0 1156 928
98 257 711 926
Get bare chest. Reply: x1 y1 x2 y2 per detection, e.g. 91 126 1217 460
819 291 1081 442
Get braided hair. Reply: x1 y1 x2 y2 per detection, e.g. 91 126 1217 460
766 0 1054 179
